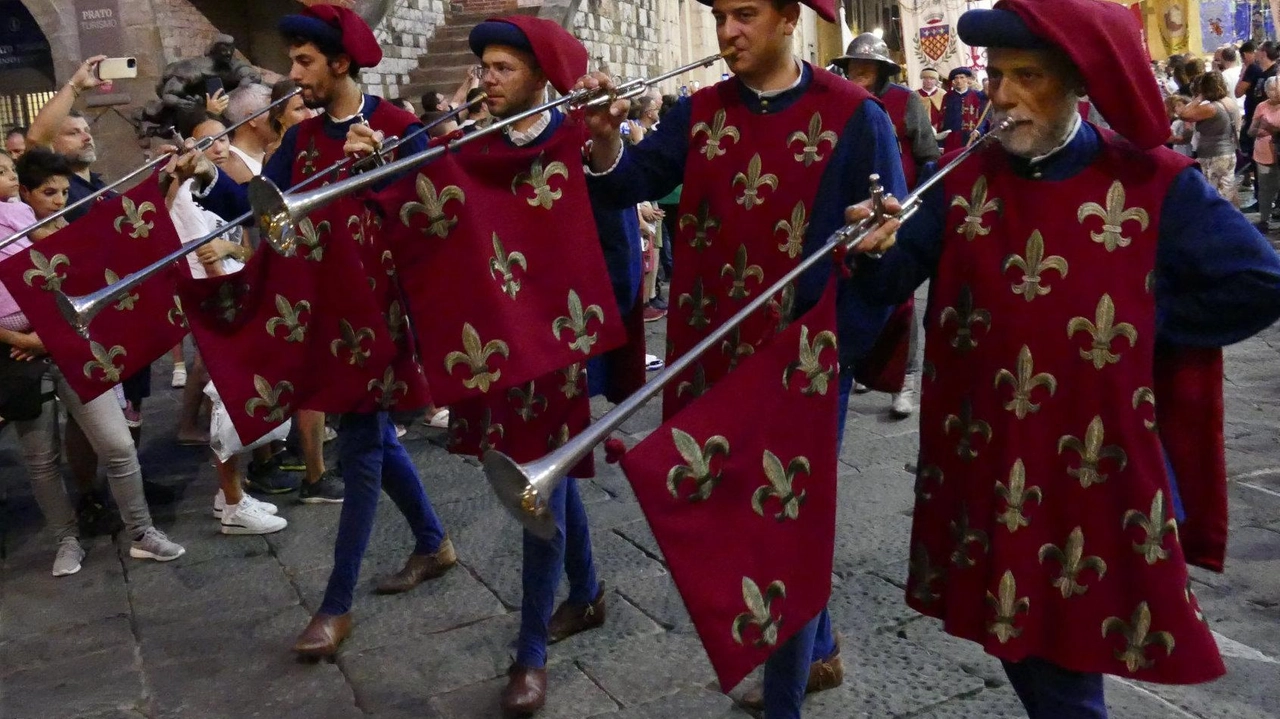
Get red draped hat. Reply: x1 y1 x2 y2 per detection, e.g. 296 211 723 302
695 0 837 23
469 16 588 95
958 0 1167 150
278 5 383 68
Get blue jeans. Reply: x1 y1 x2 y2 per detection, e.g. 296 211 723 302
318 411 446 616
761 370 854 718
516 476 600 668
1002 658 1107 719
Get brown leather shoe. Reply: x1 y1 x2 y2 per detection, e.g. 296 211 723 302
500 663 547 717
547 584 607 644
738 636 844 710
293 612 352 658
374 537 457 594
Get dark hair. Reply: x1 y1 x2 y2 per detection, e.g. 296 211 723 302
1268 44 1280 63
421 91 446 111
660 94 678 118
421 110 448 125
4 126 25 139
389 98 415 114
283 33 361 79
1242 41 1257 54
633 95 659 119
1198 71 1229 102
268 79 299 135
177 110 226 139
16 147 72 190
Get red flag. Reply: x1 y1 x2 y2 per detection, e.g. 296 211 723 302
372 115 626 407
619 280 840 691
0 176 185 402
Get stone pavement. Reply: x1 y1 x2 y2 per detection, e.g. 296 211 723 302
3 315 1280 719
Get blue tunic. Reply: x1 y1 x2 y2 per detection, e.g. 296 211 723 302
586 62 907 367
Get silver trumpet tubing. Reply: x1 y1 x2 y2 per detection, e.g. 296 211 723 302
248 51 733 255
0 88 302 253
486 117 1018 540
51 96 483 339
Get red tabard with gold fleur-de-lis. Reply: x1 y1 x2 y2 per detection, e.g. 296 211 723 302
909 133 1224 683
663 69 867 420
0 176 184 403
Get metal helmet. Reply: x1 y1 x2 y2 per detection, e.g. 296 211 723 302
831 33 901 75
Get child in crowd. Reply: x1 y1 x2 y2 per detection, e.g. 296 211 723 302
1167 95 1194 157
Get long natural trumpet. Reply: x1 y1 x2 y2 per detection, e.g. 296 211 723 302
249 51 733 255
53 96 481 338
0 88 302 253
484 117 1019 539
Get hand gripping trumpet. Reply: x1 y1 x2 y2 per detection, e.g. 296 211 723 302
487 117 1018 540
248 50 733 255
52 96 484 338
0 88 303 253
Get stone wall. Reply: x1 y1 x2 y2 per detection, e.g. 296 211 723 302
571 0 663 82
363 0 448 98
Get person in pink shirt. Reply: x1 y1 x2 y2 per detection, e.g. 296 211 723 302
1250 76 1280 232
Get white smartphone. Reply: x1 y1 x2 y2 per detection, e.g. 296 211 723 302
95 57 138 81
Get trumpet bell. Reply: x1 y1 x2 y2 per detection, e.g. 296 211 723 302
482 450 558 541
248 178 299 257
55 290 98 339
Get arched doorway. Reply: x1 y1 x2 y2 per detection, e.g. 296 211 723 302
0 0 57 130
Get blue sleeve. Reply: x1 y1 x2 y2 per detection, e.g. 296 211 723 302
1155 166 1280 346
584 97 691 208
197 125 299 222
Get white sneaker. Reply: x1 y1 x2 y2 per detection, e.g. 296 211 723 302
171 364 187 389
52 537 85 577
853 382 871 394
221 500 288 535
891 387 916 418
212 490 278 519
130 527 185 562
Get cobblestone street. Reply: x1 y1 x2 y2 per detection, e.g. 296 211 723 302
2 314 1280 719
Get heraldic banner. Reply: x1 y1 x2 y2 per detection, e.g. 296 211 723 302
373 116 626 408
619 279 840 691
0 176 185 402
899 0 993 84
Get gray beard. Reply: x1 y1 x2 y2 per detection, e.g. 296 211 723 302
993 104 1078 159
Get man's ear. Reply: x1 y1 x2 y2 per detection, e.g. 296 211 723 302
780 1 802 35
331 53 353 78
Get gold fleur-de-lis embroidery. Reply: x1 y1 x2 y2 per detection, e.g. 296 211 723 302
939 286 990 352
732 154 778 210
511 153 570 209
385 301 406 342
83 341 126 383
752 450 809 521
1003 231 1068 301
1058 416 1128 488
102 269 139 311
329 320 375 367
721 326 755 372
986 571 1030 644
994 459 1043 532
296 137 320 175
488 233 527 300
400 175 466 239
297 219 330 262
1124 490 1178 564
507 381 547 422
552 290 605 355
113 197 156 238
731 577 786 648
347 214 367 245
950 507 990 568
475 408 505 453
201 281 249 323
22 250 70 292
1078 180 1150 251
910 543 944 604
679 201 720 252
782 325 837 396
167 295 186 328
676 363 707 399
380 250 395 277
444 323 510 392
1039 526 1108 598
1068 294 1138 369
775 201 808 259
951 176 1002 241
678 277 717 330
993 345 1058 419
1145 271 1156 294
691 109 740 160
916 465 943 501
667 428 730 501
786 112 837 166
944 398 991 461
1101 602 1176 672
559 362 584 399
265 294 310 343
547 424 571 451
768 284 796 333
245 375 292 422
720 244 765 300
1132 387 1157 430
1185 582 1206 624
367 367 408 409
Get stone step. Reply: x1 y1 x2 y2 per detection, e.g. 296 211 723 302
422 37 473 58
445 7 540 26
418 48 475 70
